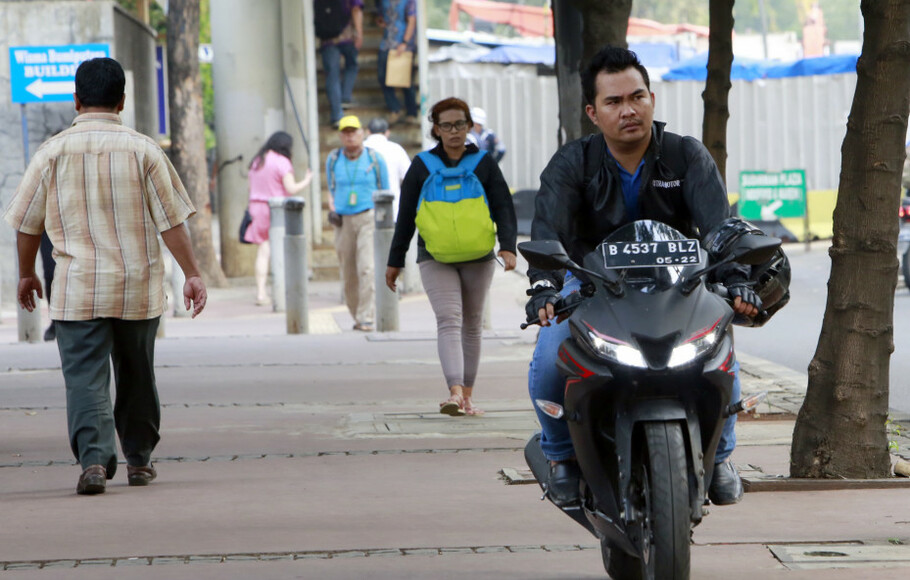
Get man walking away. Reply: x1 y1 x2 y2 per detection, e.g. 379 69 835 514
364 116 411 218
4 57 207 495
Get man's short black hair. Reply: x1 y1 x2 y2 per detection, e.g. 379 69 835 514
75 57 125 108
581 45 651 106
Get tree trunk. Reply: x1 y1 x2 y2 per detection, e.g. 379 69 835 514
553 0 584 146
790 0 910 479
702 0 734 181
167 0 228 287
554 0 632 144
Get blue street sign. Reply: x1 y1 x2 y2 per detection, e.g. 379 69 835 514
156 45 167 135
9 44 110 103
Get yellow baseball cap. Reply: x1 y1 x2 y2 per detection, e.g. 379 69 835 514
337 115 362 131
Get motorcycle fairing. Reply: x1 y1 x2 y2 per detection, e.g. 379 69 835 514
569 280 732 372
555 331 737 558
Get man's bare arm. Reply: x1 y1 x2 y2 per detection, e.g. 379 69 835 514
160 224 207 317
16 231 43 311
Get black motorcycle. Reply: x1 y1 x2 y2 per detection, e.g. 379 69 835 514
519 220 780 580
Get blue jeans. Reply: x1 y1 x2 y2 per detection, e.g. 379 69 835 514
377 49 418 117
528 274 739 463
321 42 359 124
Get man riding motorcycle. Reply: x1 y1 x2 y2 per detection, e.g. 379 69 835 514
526 45 762 507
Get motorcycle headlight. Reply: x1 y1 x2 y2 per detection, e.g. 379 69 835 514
667 318 724 368
584 325 647 368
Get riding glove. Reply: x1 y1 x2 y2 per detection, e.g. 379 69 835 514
525 286 560 323
726 280 763 312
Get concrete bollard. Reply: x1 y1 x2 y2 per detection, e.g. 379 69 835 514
284 197 308 334
268 197 287 312
373 190 399 332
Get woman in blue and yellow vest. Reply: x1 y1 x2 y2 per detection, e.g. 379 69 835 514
385 97 517 416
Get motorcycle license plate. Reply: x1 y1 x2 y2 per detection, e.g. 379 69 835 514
603 240 701 268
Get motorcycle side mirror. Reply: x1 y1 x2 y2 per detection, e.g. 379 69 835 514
730 235 782 265
519 240 622 295
518 240 579 271
680 235 783 294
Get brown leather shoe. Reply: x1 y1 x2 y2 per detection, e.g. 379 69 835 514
76 465 106 495
127 464 157 487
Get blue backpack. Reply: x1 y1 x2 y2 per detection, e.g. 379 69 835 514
415 150 496 263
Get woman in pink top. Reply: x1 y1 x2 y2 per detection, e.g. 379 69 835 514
245 131 312 305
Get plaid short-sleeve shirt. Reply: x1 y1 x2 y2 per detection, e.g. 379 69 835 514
3 113 196 321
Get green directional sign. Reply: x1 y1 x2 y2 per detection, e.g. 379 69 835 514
738 169 807 220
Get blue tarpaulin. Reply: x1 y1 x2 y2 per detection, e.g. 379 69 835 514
475 45 555 66
467 42 689 68
764 54 858 78
662 53 859 81
427 28 860 80
629 43 686 68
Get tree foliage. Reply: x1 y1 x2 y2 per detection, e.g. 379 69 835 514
428 0 550 32
115 0 215 149
821 0 863 42
729 0 799 34
631 0 708 26
428 0 861 42
199 0 215 150
631 0 860 42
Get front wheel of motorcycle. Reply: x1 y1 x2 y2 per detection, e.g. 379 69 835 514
606 421 691 580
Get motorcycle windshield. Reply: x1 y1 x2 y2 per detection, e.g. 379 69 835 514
594 220 703 293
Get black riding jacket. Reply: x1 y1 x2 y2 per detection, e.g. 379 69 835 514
529 122 733 287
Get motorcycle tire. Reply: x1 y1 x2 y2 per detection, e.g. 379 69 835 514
606 421 691 580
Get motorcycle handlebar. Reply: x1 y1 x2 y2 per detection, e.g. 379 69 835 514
519 282 769 329
520 291 587 330
709 283 729 300
708 283 769 325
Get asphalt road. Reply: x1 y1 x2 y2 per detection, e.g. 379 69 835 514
733 240 910 415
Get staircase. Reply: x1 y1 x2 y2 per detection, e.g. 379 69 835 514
311 16 423 280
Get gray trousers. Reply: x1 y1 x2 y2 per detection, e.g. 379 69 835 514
55 317 161 477
419 258 496 390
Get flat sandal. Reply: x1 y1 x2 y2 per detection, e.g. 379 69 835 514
439 394 465 416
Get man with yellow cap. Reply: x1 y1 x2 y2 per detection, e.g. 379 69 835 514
326 115 390 331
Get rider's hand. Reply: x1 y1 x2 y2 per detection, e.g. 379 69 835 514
525 285 560 327
727 281 761 318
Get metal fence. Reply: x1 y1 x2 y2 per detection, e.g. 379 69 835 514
657 73 856 192
428 62 560 192
429 60 856 195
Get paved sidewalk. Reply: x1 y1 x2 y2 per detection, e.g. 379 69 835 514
1 268 909 578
